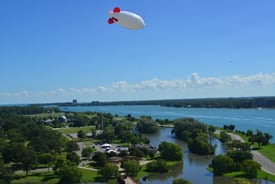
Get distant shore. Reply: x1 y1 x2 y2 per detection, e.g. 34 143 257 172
33 96 275 109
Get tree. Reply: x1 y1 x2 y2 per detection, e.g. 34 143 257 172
223 124 231 131
264 132 273 145
211 155 235 176
65 141 79 152
38 153 55 172
118 150 129 157
173 118 207 141
227 150 253 169
146 159 168 173
0 160 13 184
2 142 25 163
91 127 96 138
231 140 243 150
66 152 80 166
121 159 140 176
29 127 64 153
114 122 132 140
228 124 235 132
208 125 216 144
254 130 266 147
92 152 107 167
101 126 116 143
159 141 183 161
219 131 231 143
53 157 67 173
81 147 94 158
20 147 38 176
241 160 261 179
98 163 118 181
246 130 253 137
73 113 89 127
77 130 86 140
6 128 25 142
58 165 82 184
173 178 192 184
188 134 215 155
136 117 159 134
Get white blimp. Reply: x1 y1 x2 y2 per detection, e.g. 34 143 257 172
108 7 145 30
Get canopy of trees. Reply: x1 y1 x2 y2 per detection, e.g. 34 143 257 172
98 163 118 181
136 116 159 134
121 159 140 176
172 118 215 155
159 141 183 161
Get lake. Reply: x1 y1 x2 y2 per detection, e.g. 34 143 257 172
59 105 275 184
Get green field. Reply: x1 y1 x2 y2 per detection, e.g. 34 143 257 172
79 168 98 182
258 170 275 182
12 172 59 184
224 170 275 182
258 144 275 163
54 126 95 134
12 169 100 184
24 112 65 118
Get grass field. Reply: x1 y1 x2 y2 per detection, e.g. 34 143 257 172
24 112 65 118
12 172 59 184
224 170 275 182
258 144 275 163
54 126 95 134
12 169 100 184
258 170 275 182
79 168 98 183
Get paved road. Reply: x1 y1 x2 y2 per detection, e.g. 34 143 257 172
224 131 275 175
251 150 275 175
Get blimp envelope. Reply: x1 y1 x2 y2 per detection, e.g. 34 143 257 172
108 7 145 30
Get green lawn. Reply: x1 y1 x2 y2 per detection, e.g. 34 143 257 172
258 144 275 163
24 113 64 118
136 166 148 180
54 126 95 134
258 170 275 182
79 168 98 182
12 168 102 184
12 172 59 184
224 170 275 182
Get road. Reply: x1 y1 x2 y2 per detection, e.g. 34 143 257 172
224 131 275 175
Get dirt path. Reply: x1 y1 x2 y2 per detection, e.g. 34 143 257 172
124 176 138 184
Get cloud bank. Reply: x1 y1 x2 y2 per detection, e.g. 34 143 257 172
1 73 275 103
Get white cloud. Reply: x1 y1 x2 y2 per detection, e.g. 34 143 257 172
1 72 275 103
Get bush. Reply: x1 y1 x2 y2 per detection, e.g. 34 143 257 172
146 159 168 173
98 163 118 181
211 155 235 176
241 160 261 179
58 165 82 184
121 159 140 176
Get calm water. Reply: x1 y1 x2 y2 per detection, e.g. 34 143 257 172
59 105 275 184
60 105 275 142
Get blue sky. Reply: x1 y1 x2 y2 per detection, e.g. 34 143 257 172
1 0 275 104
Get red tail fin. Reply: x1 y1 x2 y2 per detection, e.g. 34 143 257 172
108 18 114 24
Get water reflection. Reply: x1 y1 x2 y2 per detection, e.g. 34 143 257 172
143 163 183 182
141 127 275 184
